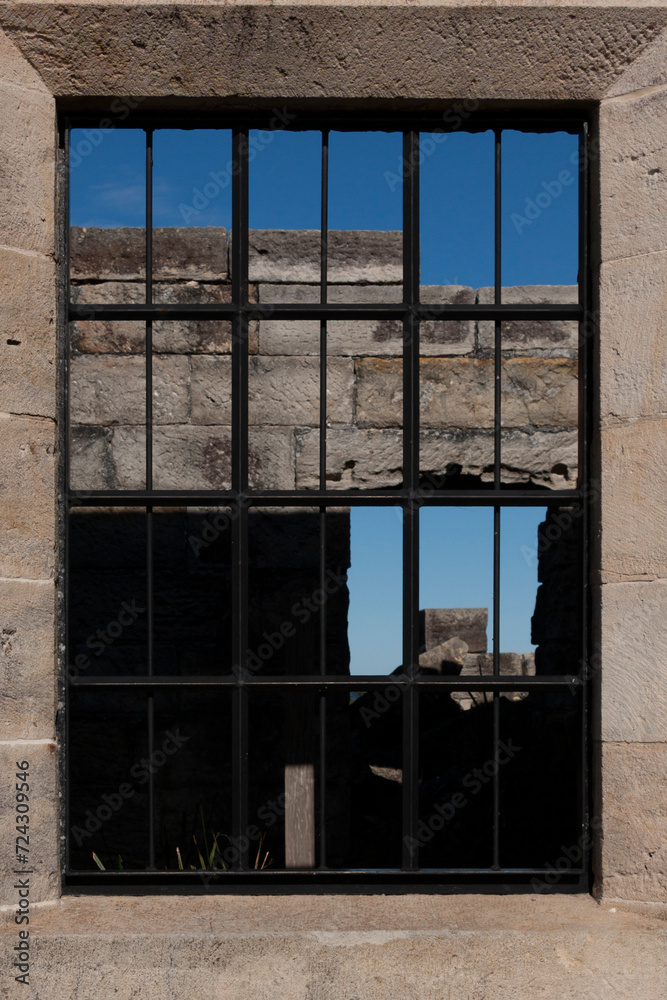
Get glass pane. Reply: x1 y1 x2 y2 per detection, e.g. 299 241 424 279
499 321 579 489
328 131 402 299
502 130 579 290
68 508 147 678
150 323 231 490
247 508 321 677
153 508 233 676
152 129 231 299
345 507 402 676
153 690 232 872
249 129 321 284
419 507 493 674
417 690 493 869
69 321 146 490
70 128 145 299
499 689 581 870
420 129 494 290
69 691 148 870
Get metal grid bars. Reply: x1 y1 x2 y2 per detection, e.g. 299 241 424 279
63 112 591 892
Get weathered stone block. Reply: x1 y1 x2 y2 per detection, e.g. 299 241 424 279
258 283 474 356
152 425 232 490
599 254 667 423
0 248 55 418
191 356 232 425
0 415 55 579
249 230 402 283
70 227 228 280
296 427 402 490
420 428 578 489
599 742 667 903
419 637 468 673
71 280 256 354
0 74 54 255
601 420 667 581
477 286 578 356
356 357 577 429
0 579 55 740
600 87 667 262
70 355 190 426
421 608 488 654
69 426 113 491
248 428 296 490
249 357 354 426
0 740 58 904
601 580 667 742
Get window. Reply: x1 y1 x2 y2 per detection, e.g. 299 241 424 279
64 110 590 891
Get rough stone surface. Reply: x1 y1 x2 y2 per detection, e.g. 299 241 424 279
421 608 488 654
258 284 474 356
1 895 666 1000
70 355 190 426
601 580 667 742
605 24 667 97
599 742 667 903
356 357 577 429
0 248 56 418
2 6 667 103
600 87 667 263
249 230 402 283
249 356 354 426
0 37 54 256
0 580 55 740
477 285 579 357
0 415 55 579
601 419 667 581
190 356 231 425
70 227 228 280
419 637 468 673
599 254 667 423
0 740 58 905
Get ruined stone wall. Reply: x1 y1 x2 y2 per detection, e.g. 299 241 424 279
69 227 579 492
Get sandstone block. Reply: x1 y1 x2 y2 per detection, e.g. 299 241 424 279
477 286 578 356
600 87 667 262
601 580 667 742
0 79 54 255
296 427 402 490
0 415 55 579
420 428 578 489
0 579 55 740
248 428 296 490
258 283 474 356
248 357 354 426
601 420 667 580
69 426 113 491
191 356 232 425
356 357 577 430
599 254 667 422
249 230 402 283
70 227 228 280
70 355 190 426
419 637 468 673
0 248 55 418
0 740 58 904
421 608 488 654
599 742 667 903
153 425 231 491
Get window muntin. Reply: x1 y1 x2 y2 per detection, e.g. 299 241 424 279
64 112 590 890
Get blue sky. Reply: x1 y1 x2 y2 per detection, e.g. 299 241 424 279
70 126 578 670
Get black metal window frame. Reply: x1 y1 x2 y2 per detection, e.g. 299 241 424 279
60 109 591 893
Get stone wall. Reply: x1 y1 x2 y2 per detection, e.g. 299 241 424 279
69 227 579 492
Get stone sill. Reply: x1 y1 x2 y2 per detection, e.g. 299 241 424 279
2 893 665 937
